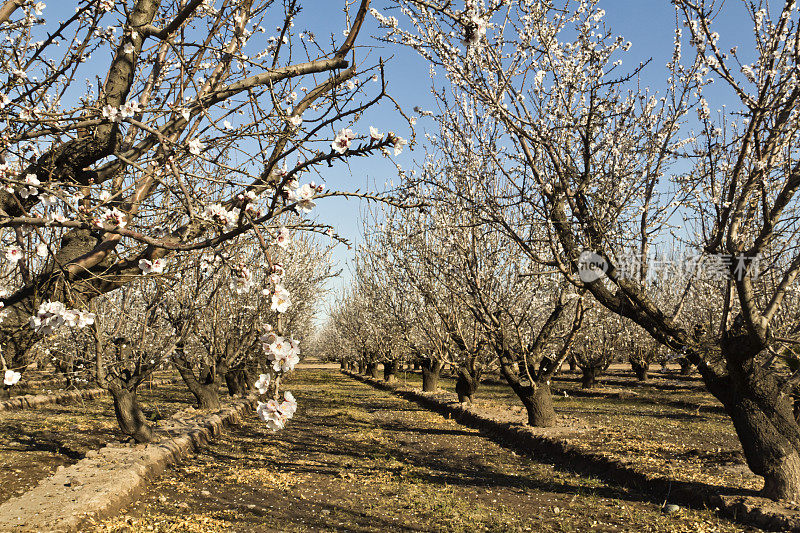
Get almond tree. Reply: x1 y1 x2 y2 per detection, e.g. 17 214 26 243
387 0 800 499
374 203 494 396
91 277 176 442
330 287 375 375
0 0 404 381
350 251 408 382
570 306 622 389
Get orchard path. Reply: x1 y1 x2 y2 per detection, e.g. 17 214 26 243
92 368 753 532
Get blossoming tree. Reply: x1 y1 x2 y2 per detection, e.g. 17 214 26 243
0 0 407 437
384 0 800 499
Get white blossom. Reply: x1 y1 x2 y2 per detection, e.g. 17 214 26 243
271 284 291 313
139 258 165 275
5 246 22 264
331 128 355 153
254 373 271 394
3 369 21 386
275 226 290 248
188 138 204 155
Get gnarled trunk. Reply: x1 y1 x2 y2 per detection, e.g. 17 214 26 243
701 338 800 500
519 382 557 427
568 354 577 373
421 358 442 392
383 359 399 382
629 357 649 382
367 362 381 379
580 365 602 389
726 393 800 500
109 386 153 443
224 367 249 397
455 370 478 403
175 360 221 410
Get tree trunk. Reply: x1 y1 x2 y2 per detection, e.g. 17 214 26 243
702 338 800 500
629 357 649 381
367 362 381 379
455 370 478 403
383 359 399 382
109 386 153 443
224 368 248 396
520 382 557 427
194 381 220 409
726 394 800 500
568 355 577 372
241 368 252 392
421 358 442 392
581 366 601 389
175 359 221 410
679 357 694 376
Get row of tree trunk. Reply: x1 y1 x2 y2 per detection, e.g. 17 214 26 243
106 360 255 444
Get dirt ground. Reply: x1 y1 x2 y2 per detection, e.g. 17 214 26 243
0 382 196 504
92 369 754 532
395 366 758 493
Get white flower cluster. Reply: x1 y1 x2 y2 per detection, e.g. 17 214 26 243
101 100 141 122
3 369 21 387
285 180 321 214
274 226 290 249
30 300 95 335
0 162 18 185
260 260 290 311
256 391 297 432
93 206 127 229
260 327 300 373
199 253 223 272
271 284 291 313
5 246 22 264
138 258 166 275
370 8 399 28
389 133 407 156
267 262 285 286
332 128 356 153
254 324 301 432
18 173 41 199
463 9 489 46
254 373 271 394
234 265 254 294
202 203 240 231
331 127 406 156
188 138 204 155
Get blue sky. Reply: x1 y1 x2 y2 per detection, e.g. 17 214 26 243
43 0 758 317
311 0 757 311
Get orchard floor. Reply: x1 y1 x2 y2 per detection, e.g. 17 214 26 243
92 369 754 533
0 381 191 505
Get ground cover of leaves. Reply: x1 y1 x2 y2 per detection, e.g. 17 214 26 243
0 381 196 504
399 366 758 493
92 369 753 532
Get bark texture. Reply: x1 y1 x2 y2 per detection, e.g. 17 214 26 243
421 358 443 392
108 386 153 443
